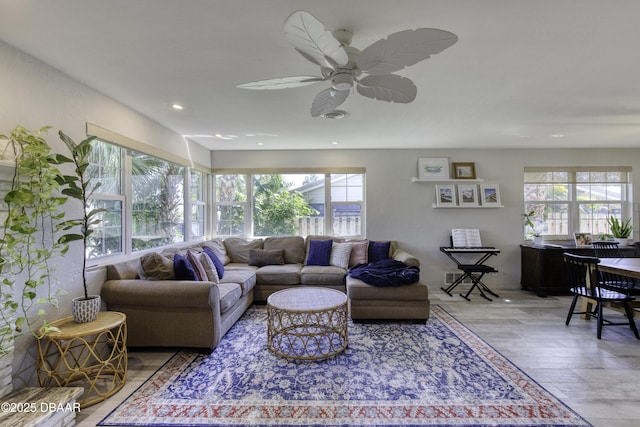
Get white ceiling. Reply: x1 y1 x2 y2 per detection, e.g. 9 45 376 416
1 0 639 151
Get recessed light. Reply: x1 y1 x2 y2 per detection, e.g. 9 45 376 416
172 103 184 110
551 134 565 138
332 141 339 145
257 142 264 146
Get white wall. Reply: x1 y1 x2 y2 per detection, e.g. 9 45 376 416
211 148 640 290
0 39 209 387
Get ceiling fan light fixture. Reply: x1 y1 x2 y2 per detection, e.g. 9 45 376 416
331 73 353 91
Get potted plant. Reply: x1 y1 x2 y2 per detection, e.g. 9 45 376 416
55 131 105 323
0 126 68 393
522 210 543 245
607 216 633 246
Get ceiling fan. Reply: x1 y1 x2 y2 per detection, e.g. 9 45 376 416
237 10 458 117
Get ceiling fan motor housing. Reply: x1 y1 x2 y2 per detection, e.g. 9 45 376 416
332 73 354 91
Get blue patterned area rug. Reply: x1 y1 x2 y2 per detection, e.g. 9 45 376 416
99 306 591 427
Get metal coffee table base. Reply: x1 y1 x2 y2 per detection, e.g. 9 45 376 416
267 288 348 360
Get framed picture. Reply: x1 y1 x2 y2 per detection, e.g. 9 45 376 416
418 157 450 180
452 162 476 179
457 184 478 206
435 184 457 206
479 184 501 207
574 233 593 246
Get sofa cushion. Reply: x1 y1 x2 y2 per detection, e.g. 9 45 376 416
306 239 333 266
301 265 347 286
346 276 428 301
224 238 264 263
249 248 285 267
256 264 301 285
138 252 175 280
217 283 242 314
368 240 391 262
263 236 306 264
174 254 199 281
330 242 352 269
201 238 230 265
106 259 140 280
219 268 256 296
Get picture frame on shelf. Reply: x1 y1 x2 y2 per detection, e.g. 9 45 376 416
452 162 476 179
457 184 478 206
418 157 450 180
574 232 593 247
479 184 501 207
435 184 457 206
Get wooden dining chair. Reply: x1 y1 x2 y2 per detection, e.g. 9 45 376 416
564 253 639 339
592 241 637 295
592 241 623 258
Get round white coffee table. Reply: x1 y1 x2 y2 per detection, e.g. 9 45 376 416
267 287 348 360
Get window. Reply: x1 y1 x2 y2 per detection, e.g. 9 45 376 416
213 171 365 238
524 167 631 239
131 151 185 251
190 170 206 240
87 140 123 258
84 135 207 261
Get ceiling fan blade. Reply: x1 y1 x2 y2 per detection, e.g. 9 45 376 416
310 87 349 117
237 76 324 90
284 10 348 70
356 74 417 103
357 28 458 76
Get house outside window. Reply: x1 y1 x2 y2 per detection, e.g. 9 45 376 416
523 167 631 239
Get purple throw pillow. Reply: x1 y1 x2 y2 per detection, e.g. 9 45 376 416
203 247 225 279
306 239 333 266
368 240 391 263
174 254 199 281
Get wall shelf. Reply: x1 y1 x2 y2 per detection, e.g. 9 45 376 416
432 204 504 209
412 177 483 183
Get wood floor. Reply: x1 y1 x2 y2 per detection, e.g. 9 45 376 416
77 289 640 427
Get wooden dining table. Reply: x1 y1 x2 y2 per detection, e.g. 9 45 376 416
578 257 640 319
598 257 640 280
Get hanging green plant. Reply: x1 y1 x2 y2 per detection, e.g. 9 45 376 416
0 126 71 357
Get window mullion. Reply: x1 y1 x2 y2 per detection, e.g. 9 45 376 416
123 150 133 255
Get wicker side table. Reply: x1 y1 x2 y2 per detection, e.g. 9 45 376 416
267 287 348 360
36 311 127 408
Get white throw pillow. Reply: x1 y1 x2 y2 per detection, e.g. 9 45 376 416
330 242 353 269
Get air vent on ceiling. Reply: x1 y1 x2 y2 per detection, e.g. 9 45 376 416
322 110 347 120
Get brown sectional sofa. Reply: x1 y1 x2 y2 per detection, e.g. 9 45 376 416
100 235 429 352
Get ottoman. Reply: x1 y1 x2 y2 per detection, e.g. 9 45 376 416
346 276 430 322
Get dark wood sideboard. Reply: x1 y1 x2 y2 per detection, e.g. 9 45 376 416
520 244 639 297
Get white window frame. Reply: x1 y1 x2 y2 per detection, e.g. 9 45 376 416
213 169 366 238
524 166 632 240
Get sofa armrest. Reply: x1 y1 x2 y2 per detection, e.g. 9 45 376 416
101 279 220 308
393 250 420 268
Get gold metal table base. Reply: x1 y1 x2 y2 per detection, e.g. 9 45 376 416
37 311 127 408
267 287 348 360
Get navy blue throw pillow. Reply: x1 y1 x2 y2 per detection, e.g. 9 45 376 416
306 239 333 266
368 240 391 263
203 247 225 279
174 254 199 281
